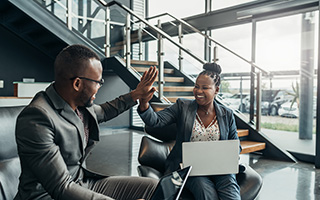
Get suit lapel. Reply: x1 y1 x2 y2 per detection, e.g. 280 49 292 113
184 101 197 142
184 100 227 141
86 107 100 141
60 108 86 150
214 101 227 140
45 84 86 153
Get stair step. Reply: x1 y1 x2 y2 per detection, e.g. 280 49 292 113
163 86 194 92
110 45 124 52
240 141 266 154
154 77 184 83
237 129 249 137
115 32 141 46
166 96 194 102
111 50 120 55
133 66 174 74
165 77 184 83
131 60 158 66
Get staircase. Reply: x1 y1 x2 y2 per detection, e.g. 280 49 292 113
237 129 266 154
130 60 195 103
1 0 295 162
0 0 105 59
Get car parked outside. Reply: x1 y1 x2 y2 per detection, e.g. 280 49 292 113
217 92 233 99
278 101 299 118
278 97 316 118
244 90 280 115
223 93 249 112
269 90 293 116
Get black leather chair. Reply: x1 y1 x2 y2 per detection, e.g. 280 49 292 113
137 124 263 200
0 106 25 200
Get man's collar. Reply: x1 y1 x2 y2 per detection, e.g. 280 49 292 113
45 82 72 111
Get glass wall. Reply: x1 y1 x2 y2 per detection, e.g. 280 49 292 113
211 24 252 117
35 0 107 51
255 12 318 156
207 9 319 157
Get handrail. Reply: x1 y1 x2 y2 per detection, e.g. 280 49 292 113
98 0 206 65
142 11 269 130
97 0 264 130
144 12 269 75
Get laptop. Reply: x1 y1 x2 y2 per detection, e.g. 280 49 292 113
182 140 239 176
150 166 192 200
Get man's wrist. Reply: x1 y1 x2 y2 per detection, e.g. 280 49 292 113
130 90 140 102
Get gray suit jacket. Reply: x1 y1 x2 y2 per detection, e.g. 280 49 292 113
139 98 240 173
14 84 136 200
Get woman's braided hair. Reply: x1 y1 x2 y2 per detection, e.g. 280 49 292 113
198 63 221 86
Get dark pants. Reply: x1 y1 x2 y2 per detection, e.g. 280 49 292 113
185 174 240 200
85 176 158 200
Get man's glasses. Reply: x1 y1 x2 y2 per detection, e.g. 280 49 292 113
70 77 104 87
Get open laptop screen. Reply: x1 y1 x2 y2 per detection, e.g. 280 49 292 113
151 166 192 200
183 140 239 176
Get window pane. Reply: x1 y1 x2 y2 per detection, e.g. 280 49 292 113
212 0 257 11
256 12 318 156
211 24 251 117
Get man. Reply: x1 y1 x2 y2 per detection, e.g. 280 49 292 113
14 44 158 200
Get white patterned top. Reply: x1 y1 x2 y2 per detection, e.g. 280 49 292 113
191 113 220 142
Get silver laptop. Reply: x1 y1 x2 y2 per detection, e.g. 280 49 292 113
182 140 239 176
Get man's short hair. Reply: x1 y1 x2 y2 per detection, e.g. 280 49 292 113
54 44 100 82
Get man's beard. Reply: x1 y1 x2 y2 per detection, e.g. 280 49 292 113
84 96 93 107
80 88 94 107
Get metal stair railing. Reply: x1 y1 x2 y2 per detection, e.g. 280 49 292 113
36 0 268 131
98 0 206 102
139 11 272 130
145 12 269 74
91 0 270 131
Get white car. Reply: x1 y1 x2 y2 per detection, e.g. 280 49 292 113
278 101 299 118
278 98 316 118
217 92 233 99
223 93 249 112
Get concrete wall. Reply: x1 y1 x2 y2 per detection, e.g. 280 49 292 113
0 25 54 96
95 73 132 128
0 25 131 128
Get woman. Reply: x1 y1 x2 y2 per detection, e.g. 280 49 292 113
138 63 241 200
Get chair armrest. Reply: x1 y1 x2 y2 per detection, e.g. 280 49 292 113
138 136 175 173
137 165 163 180
145 123 177 142
237 164 263 200
0 157 21 200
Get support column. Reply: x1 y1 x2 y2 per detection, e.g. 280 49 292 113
157 20 164 100
125 13 131 68
250 20 257 124
105 7 110 57
204 0 212 62
204 29 211 62
67 0 72 30
315 0 320 169
299 12 315 140
178 23 183 71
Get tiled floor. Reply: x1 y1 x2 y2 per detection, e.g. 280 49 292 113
87 128 320 200
262 128 316 155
